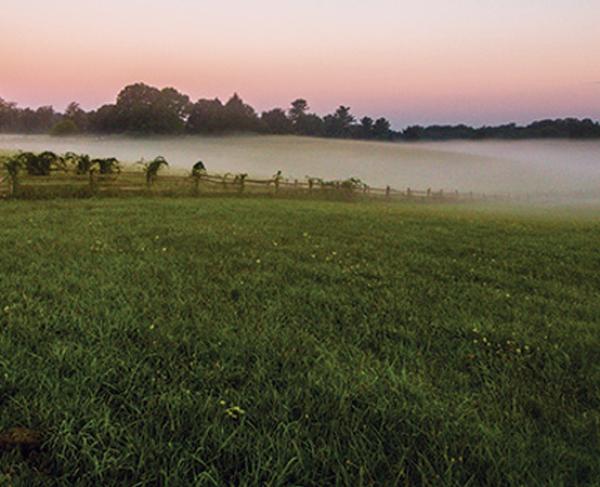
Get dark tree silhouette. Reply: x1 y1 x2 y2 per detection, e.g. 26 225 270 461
187 99 227 133
223 93 260 132
87 104 117 133
296 113 324 136
64 102 88 131
359 117 374 138
324 106 354 138
261 109 293 134
289 99 309 122
372 118 392 140
111 83 190 133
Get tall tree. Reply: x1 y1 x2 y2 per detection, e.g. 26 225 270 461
0 98 19 132
372 117 392 140
299 114 324 136
87 104 117 133
187 98 227 133
112 83 190 133
359 116 374 138
223 93 259 132
324 106 354 138
64 101 88 131
289 99 309 123
260 108 293 134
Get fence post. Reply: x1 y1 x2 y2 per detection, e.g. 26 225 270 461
88 170 97 193
273 170 282 194
4 175 17 197
7 175 18 197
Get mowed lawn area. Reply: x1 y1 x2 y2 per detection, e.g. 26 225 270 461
0 197 599 486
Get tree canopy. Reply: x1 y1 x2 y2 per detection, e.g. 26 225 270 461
1 84 599 141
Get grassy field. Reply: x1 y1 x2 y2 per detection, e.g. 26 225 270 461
0 197 599 485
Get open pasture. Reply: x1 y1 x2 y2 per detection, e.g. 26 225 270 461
0 197 598 485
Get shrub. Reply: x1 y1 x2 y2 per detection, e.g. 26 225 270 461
143 156 169 186
50 119 79 136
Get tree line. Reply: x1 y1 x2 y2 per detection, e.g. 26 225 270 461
1 82 599 140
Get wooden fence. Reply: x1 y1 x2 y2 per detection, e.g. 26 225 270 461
0 169 541 202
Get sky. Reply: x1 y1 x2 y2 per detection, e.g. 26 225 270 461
1 0 599 127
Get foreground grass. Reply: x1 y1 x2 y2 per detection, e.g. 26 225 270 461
0 197 599 486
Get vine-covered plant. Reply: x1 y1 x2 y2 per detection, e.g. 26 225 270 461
92 157 121 175
191 160 207 194
142 156 169 187
64 152 93 175
19 151 66 176
191 160 206 177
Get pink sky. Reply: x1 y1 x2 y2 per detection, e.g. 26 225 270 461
1 0 599 127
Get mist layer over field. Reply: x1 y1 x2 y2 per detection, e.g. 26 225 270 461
1 134 599 195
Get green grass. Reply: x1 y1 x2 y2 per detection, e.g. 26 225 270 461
0 197 599 486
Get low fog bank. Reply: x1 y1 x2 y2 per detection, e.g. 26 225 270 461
1 134 599 199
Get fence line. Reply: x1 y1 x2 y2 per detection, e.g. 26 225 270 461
0 168 581 203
